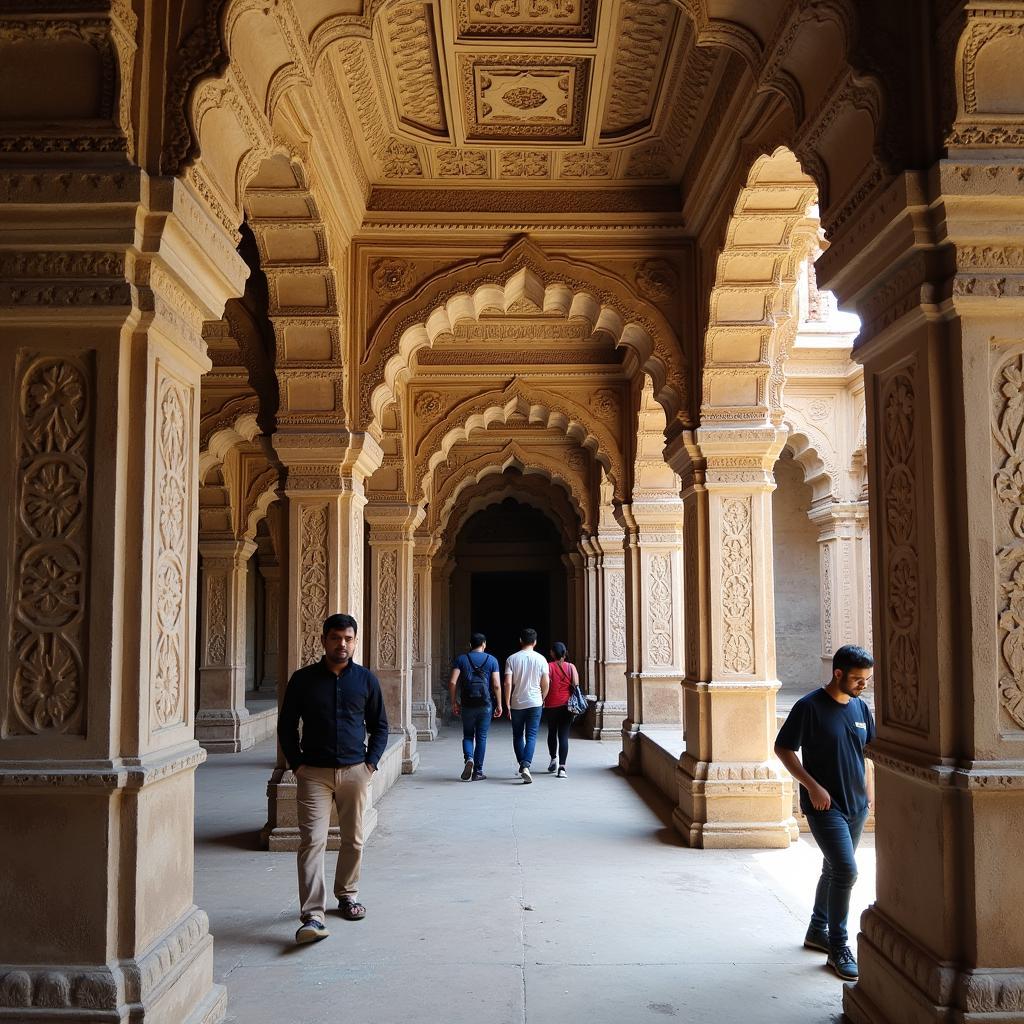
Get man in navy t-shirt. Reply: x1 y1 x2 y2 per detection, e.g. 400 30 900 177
448 632 502 780
775 644 876 982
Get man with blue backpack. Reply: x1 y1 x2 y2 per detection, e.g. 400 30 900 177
448 632 502 780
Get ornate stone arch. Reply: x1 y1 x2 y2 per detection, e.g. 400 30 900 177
435 473 582 563
429 441 592 538
700 147 821 429
414 381 623 504
782 417 840 506
361 237 688 434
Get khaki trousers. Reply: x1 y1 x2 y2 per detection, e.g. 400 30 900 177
295 764 372 923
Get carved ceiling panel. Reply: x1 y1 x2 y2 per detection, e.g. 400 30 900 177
326 0 725 191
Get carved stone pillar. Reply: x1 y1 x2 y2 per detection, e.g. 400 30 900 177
431 559 455 718
261 433 382 849
196 539 257 752
618 500 686 773
815 154 1024 1023
561 551 586 676
257 557 280 691
0 163 246 1020
586 514 629 738
809 501 871 680
411 542 437 740
580 538 601 704
366 503 421 773
666 429 794 848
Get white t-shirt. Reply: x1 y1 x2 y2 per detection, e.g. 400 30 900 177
504 648 549 709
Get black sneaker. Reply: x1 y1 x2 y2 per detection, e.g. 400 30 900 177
804 927 830 953
295 919 329 944
827 945 859 981
472 771 487 780
461 759 474 781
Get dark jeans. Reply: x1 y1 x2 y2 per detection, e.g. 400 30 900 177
510 706 543 769
544 705 573 765
461 704 492 770
805 806 868 950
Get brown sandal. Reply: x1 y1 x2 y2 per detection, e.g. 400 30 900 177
338 898 366 921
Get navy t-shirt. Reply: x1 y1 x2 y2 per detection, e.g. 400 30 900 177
454 652 498 706
775 688 875 818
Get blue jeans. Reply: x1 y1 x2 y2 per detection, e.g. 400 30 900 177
510 706 543 769
461 705 491 770
805 807 868 949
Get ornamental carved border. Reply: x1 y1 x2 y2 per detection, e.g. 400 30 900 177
205 572 228 665
647 552 674 666
992 348 1024 731
684 507 700 676
878 365 926 733
151 370 193 731
607 570 627 663
8 354 94 736
377 549 399 667
720 496 754 675
299 505 329 667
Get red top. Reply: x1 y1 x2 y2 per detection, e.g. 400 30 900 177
545 660 577 708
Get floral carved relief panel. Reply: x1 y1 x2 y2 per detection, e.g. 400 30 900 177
993 348 1024 731
9 354 93 735
378 549 399 667
720 497 754 675
879 367 926 732
412 573 422 663
608 569 627 662
205 572 227 665
647 552 673 666
822 545 833 656
299 505 329 668
151 371 192 731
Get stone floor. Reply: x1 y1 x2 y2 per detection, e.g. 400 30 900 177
194 723 875 1024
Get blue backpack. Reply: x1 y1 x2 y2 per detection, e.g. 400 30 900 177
461 653 490 705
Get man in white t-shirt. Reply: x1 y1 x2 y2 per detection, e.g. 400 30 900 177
503 628 550 784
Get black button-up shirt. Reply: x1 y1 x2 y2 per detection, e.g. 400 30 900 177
277 658 389 771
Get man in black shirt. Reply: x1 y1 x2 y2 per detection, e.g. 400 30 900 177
278 613 388 944
775 645 876 981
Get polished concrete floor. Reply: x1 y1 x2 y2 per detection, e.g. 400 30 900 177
195 723 874 1024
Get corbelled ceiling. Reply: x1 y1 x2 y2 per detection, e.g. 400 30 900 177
328 0 725 189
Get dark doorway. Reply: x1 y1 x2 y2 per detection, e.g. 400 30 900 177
470 571 551 670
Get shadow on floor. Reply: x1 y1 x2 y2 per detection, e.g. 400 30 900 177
198 829 264 851
613 766 687 848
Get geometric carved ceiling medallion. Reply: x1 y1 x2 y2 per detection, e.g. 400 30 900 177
460 55 590 141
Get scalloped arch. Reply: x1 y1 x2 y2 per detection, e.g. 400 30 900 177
415 382 621 505
362 237 688 433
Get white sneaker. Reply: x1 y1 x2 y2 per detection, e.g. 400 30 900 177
547 759 557 773
557 766 567 778
520 766 533 784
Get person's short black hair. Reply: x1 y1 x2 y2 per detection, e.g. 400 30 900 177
833 644 873 674
323 613 358 636
521 627 538 645
551 641 567 660
470 632 486 648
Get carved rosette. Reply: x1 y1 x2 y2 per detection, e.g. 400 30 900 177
647 552 673 666
993 350 1024 730
10 355 93 735
299 506 329 667
880 368 924 731
152 374 191 729
720 497 754 674
205 572 227 665
608 570 626 662
378 549 398 667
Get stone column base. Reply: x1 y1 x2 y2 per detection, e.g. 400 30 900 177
672 753 796 849
412 699 438 741
844 908 1024 1024
581 699 627 740
261 738 404 850
0 907 225 1024
196 708 256 753
619 725 642 774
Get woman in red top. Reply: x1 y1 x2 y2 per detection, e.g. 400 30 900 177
544 641 579 778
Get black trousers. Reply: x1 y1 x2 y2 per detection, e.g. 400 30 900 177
544 705 573 765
